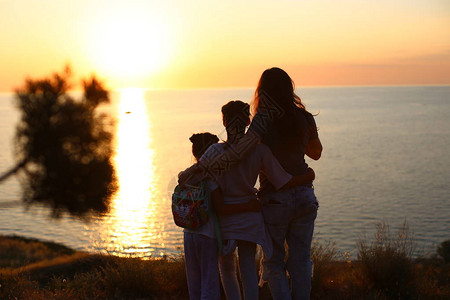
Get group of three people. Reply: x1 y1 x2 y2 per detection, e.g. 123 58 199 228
179 67 323 300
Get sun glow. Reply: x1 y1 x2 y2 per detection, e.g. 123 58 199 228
87 10 173 81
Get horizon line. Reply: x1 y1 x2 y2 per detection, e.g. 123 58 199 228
0 83 449 95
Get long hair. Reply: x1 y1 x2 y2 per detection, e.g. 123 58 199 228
251 67 306 141
252 67 304 115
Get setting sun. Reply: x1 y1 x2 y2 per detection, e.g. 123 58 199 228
86 8 174 82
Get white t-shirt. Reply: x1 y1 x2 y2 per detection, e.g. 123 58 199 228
204 143 292 204
201 142 292 257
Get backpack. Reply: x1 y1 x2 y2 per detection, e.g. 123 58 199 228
171 181 210 229
171 180 224 254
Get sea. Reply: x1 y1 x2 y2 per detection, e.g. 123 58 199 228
0 85 449 259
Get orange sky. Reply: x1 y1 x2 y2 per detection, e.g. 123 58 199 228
0 0 449 91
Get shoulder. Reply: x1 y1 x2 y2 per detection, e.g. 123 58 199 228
297 107 314 119
298 108 317 127
209 143 224 151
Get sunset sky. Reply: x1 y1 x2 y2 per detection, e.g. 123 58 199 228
0 0 449 91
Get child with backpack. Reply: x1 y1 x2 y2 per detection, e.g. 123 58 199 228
181 132 221 300
181 132 262 300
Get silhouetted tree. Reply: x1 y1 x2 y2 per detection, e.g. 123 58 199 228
0 67 116 218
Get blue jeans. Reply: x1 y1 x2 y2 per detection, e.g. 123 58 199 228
261 186 318 300
184 232 221 300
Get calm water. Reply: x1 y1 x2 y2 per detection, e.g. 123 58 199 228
0 86 449 258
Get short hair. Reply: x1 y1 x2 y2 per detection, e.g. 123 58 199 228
221 100 250 130
189 132 219 160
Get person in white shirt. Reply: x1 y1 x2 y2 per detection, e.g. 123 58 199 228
201 100 314 299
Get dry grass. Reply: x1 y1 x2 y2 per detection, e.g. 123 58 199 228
0 228 449 300
0 235 74 269
357 221 416 298
0 235 188 300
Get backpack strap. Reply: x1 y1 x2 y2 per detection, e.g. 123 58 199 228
210 209 223 255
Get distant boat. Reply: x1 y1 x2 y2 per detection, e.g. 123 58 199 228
125 111 132 114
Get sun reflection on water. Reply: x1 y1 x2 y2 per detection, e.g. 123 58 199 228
99 88 162 258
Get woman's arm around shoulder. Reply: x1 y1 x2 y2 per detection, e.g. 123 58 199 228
281 167 315 190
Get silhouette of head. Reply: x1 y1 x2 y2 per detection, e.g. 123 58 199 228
253 67 304 113
190 132 219 161
221 100 250 133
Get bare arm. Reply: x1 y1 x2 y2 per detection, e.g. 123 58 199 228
281 167 315 190
211 188 260 216
305 137 322 160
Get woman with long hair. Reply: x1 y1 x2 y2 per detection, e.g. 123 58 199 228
253 67 322 300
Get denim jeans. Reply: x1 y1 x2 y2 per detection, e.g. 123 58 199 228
184 232 221 300
261 186 318 300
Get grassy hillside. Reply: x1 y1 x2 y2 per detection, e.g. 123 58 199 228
0 229 449 299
